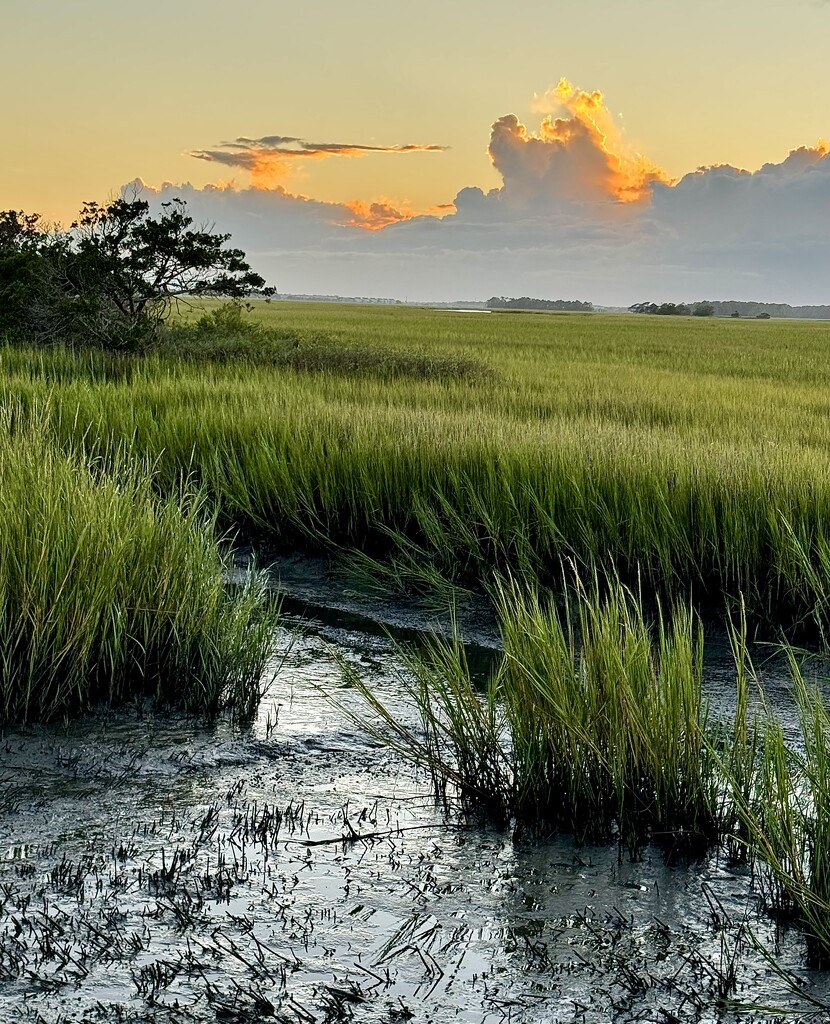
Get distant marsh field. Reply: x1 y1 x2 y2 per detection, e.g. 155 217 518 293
6 302 830 629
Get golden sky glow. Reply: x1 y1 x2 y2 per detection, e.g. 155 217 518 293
1 0 829 224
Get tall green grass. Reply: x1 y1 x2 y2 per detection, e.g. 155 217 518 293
352 580 720 856
4 305 830 630
0 415 277 725
498 582 720 854
338 623 512 821
730 654 830 966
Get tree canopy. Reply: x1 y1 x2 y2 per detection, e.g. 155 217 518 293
629 301 714 317
487 296 594 312
0 196 273 350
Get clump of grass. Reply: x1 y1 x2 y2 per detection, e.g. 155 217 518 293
332 532 475 607
158 302 491 383
345 579 721 857
345 577 830 964
337 619 511 821
718 600 761 862
0 416 277 725
497 580 720 855
160 300 329 364
273 344 491 383
730 653 830 966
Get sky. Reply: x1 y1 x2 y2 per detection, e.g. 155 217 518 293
2 0 830 304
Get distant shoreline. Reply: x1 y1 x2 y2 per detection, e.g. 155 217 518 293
261 294 830 319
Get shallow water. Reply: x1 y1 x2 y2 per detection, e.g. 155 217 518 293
1 557 828 1023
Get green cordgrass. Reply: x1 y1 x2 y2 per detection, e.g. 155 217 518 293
498 581 720 854
337 621 512 822
728 652 830 967
373 580 721 856
345 583 830 963
4 304 830 627
0 414 277 725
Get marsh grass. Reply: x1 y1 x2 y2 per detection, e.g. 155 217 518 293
6 305 830 632
332 531 475 607
344 581 830 963
498 580 720 854
335 616 511 821
345 580 721 856
159 303 492 382
728 652 830 966
720 601 761 862
0 415 277 725
349 575 830 961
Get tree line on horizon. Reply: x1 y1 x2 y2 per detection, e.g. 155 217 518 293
485 294 830 319
486 296 594 312
630 301 721 317
629 299 830 319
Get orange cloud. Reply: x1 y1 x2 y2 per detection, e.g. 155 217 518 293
190 134 447 190
343 198 455 231
496 76 672 204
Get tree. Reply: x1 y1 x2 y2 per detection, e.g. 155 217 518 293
631 301 682 315
0 211 48 335
0 209 42 249
692 302 715 317
0 196 274 350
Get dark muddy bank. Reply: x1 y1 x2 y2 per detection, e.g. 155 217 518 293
1 557 829 1023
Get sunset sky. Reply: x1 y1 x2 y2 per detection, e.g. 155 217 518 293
3 0 830 303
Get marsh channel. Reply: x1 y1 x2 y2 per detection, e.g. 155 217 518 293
1 554 829 1024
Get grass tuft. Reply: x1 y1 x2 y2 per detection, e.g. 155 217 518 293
497 579 719 855
346 579 721 858
0 414 277 725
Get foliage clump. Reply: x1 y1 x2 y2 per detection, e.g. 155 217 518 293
0 196 273 351
162 302 491 381
352 581 721 857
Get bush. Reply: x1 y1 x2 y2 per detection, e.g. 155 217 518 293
160 302 492 381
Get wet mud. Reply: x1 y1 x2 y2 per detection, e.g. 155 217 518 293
1 556 829 1023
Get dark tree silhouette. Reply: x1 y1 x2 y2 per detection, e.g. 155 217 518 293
0 211 47 333
487 296 593 312
0 196 274 350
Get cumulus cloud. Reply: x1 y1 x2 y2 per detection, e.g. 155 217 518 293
489 78 671 206
649 145 830 246
132 83 830 304
189 134 446 188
